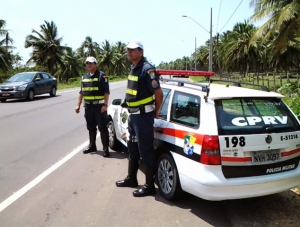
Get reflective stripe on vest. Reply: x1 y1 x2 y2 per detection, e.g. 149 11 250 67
126 88 137 95
128 75 138 81
126 96 154 107
82 87 99 91
84 95 104 100
82 78 98 82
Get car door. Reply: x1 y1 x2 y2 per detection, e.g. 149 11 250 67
162 91 201 159
33 73 44 95
41 73 52 93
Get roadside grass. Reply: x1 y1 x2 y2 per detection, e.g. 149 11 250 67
57 75 127 90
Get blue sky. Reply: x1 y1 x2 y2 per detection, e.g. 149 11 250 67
2 0 266 67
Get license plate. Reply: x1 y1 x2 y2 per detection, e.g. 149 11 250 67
252 150 280 164
1 94 10 96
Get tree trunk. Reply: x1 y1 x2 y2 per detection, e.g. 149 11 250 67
246 61 249 78
286 59 290 83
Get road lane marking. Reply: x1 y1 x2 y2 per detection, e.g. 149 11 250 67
0 134 99 213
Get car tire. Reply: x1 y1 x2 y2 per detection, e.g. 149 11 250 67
50 86 56 97
26 89 35 101
157 153 183 201
0 99 7 102
108 120 122 150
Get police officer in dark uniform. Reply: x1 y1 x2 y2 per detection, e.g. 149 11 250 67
75 56 110 157
116 41 163 197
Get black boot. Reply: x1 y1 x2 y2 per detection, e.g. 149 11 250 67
100 131 110 157
116 159 139 187
83 130 97 154
133 167 156 197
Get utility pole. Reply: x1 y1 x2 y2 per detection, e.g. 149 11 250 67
209 7 213 72
194 37 197 70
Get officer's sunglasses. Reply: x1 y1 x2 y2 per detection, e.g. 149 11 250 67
85 62 95 65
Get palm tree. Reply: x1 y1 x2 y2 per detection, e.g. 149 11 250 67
25 20 69 75
195 45 209 70
220 20 257 77
0 19 13 71
250 0 300 54
98 40 114 75
112 41 129 76
77 36 100 58
55 48 85 82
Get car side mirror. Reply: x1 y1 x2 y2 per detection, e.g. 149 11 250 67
111 99 122 105
34 78 41 81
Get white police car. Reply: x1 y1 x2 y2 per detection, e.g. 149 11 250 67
107 70 300 201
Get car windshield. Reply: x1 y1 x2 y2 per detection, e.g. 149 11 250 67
215 98 300 135
7 73 34 82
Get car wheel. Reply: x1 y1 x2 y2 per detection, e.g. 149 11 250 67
26 89 35 101
0 99 7 102
157 153 182 200
108 120 122 150
50 86 56 97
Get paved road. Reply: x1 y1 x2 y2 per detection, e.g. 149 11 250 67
0 79 299 227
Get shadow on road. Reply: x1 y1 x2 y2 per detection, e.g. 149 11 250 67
134 160 229 227
85 141 300 227
90 145 128 160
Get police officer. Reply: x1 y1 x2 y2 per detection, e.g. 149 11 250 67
75 56 110 157
116 41 163 197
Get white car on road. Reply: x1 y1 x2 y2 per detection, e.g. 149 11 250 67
107 70 300 201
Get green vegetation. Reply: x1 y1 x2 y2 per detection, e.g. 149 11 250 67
0 20 130 85
1 0 300 117
157 1 300 80
58 75 127 90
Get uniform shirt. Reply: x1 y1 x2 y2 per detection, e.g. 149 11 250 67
129 57 160 102
79 70 110 95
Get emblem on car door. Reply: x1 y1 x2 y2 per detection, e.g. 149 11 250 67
120 111 128 124
265 135 272 144
183 134 196 156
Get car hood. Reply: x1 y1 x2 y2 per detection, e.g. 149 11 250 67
0 81 29 87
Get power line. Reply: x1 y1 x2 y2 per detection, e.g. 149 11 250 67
219 0 244 33
216 0 223 33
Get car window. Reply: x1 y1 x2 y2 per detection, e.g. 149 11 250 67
35 73 42 80
215 98 300 135
42 73 50 79
170 91 200 128
159 88 171 120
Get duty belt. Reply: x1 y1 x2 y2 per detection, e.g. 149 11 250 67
128 104 154 114
84 100 104 105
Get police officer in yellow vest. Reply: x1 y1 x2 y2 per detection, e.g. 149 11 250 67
75 56 110 157
116 41 163 197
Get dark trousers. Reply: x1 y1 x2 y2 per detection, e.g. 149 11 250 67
127 111 156 169
84 104 109 147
